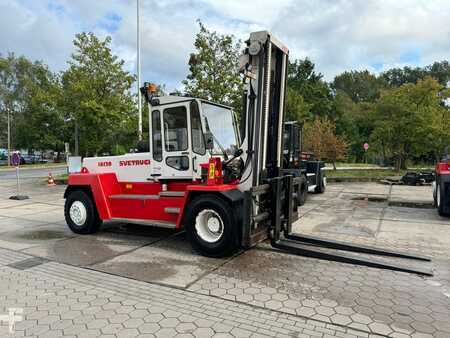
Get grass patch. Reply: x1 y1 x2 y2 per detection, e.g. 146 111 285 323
330 162 381 168
55 173 68 180
326 169 406 178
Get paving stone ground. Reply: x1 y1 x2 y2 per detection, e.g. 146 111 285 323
0 177 449 337
0 248 376 338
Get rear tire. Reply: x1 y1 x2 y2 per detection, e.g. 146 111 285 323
437 182 449 216
185 195 239 258
298 182 308 206
65 190 102 234
315 174 326 193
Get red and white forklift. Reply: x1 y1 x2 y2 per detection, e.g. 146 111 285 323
64 31 431 275
434 146 450 216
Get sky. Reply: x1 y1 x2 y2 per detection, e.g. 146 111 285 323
1 0 450 92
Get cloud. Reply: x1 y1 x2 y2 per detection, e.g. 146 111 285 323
1 0 450 91
271 0 450 79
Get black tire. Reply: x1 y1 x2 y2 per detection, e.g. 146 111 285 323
437 182 449 216
315 174 326 193
298 181 308 206
184 194 239 258
433 181 437 206
64 190 102 234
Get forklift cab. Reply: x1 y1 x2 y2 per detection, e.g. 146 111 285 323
146 96 240 181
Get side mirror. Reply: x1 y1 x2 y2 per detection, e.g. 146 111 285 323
205 132 214 150
234 148 243 157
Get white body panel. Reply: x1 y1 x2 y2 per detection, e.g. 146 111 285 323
83 152 152 182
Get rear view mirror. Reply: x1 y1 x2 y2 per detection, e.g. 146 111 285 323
205 131 214 150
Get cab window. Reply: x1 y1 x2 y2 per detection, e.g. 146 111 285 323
190 101 205 155
163 106 188 152
152 110 162 161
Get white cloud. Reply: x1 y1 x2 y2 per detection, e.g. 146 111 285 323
1 0 450 91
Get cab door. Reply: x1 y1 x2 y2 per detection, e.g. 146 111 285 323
190 100 209 180
161 103 193 179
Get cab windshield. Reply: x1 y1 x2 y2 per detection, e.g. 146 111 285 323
201 102 238 156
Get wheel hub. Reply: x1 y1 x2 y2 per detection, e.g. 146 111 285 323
69 201 87 226
195 209 224 243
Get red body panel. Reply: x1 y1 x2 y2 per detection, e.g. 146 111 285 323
109 196 185 224
67 172 240 229
68 173 121 220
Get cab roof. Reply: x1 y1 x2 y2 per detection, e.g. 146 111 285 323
151 95 232 110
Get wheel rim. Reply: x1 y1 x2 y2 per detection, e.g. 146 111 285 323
323 176 327 187
69 201 87 226
195 209 224 243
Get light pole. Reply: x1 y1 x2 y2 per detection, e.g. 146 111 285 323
137 0 142 140
7 107 11 167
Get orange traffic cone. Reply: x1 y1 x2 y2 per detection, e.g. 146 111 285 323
47 173 56 187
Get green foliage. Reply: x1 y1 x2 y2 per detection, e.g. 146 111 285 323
60 32 136 156
287 58 334 119
182 21 244 114
285 87 311 122
382 61 450 87
0 54 64 152
370 77 448 170
334 90 374 162
332 70 386 103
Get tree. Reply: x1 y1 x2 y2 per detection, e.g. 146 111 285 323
14 63 64 153
381 61 450 87
182 21 243 114
303 117 347 169
332 70 386 103
370 77 446 170
285 87 312 122
287 58 334 119
0 54 63 155
334 90 375 162
60 32 136 156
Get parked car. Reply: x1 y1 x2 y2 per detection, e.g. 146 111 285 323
8 152 47 165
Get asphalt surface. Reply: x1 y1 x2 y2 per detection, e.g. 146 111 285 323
0 166 67 179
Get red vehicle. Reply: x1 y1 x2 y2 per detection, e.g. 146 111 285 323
434 147 450 216
63 31 431 275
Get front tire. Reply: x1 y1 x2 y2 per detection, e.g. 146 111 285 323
65 190 102 234
185 195 239 258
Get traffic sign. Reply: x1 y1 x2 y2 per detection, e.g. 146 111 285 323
9 152 29 200
11 152 20 167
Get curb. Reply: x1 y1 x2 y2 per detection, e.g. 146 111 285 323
327 176 385 183
388 200 434 209
0 164 67 172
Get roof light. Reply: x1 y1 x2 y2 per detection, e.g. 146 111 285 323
148 83 157 94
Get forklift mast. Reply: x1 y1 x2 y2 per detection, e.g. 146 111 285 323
238 31 289 192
